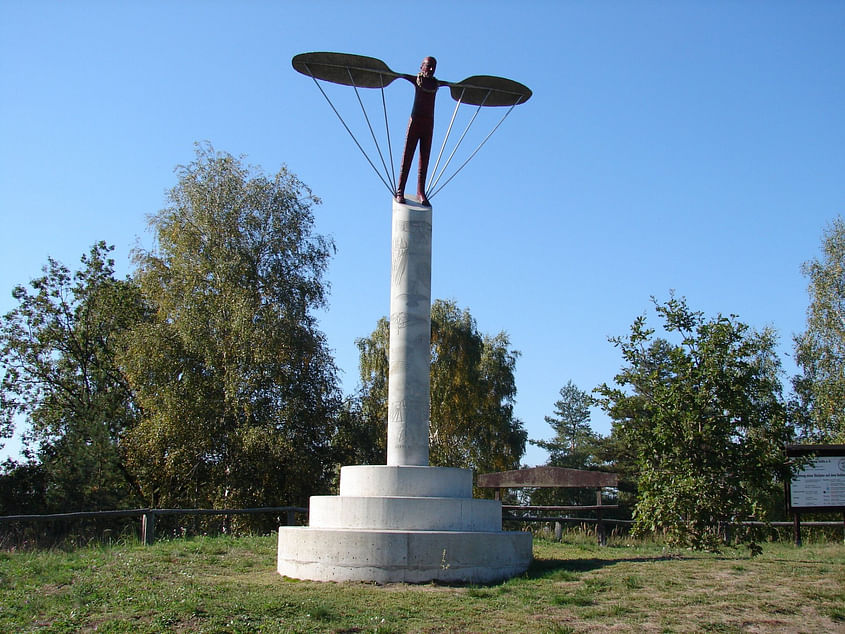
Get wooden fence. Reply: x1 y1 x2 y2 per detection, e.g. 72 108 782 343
2 506 841 548
503 513 845 544
0 506 307 546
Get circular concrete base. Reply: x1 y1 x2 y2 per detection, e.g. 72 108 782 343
277 527 532 584
339 465 472 498
279 462 533 584
309 495 502 531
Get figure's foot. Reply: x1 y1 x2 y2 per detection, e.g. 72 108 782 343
418 193 431 207
395 191 405 204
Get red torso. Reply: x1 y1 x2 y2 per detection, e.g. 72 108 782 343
410 75 439 119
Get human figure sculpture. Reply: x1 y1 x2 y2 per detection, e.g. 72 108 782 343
395 57 451 207
292 52 532 205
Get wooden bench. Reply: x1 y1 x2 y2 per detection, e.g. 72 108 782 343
477 466 619 545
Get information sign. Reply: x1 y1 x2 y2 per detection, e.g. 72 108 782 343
786 445 845 512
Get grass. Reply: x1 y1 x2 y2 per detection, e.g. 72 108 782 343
0 534 843 632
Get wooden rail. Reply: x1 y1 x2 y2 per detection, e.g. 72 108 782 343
501 515 844 541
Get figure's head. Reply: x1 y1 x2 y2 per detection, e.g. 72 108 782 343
420 56 436 77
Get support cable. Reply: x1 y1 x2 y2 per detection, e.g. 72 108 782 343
429 97 522 201
427 88 464 194
304 64 393 195
380 81 396 192
347 67 394 192
428 91 490 196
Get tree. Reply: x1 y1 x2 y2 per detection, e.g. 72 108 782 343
0 242 148 511
345 319 391 467
121 145 340 515
353 299 527 476
596 295 794 551
794 217 845 442
0 458 47 515
592 338 676 520
532 381 598 470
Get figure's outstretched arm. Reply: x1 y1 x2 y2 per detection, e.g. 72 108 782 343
399 74 453 87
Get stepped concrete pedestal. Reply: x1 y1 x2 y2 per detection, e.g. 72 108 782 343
277 199 532 583
277 465 532 583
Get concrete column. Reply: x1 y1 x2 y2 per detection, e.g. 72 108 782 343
386 199 432 466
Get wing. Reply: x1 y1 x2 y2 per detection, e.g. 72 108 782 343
449 75 532 106
292 52 400 89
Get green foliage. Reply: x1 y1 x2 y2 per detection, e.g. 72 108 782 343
591 430 639 518
596 295 794 551
0 242 148 512
121 145 340 514
532 381 598 470
430 300 526 473
0 459 47 515
793 216 845 442
352 299 527 475
346 315 391 466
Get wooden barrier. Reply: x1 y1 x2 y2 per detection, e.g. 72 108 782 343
0 506 307 546
477 467 619 545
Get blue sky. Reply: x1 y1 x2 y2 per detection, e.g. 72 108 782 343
1 1 843 466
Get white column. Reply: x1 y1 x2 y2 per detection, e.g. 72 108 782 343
386 199 432 466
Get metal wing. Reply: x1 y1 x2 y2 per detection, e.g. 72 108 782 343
292 52 399 89
449 75 532 106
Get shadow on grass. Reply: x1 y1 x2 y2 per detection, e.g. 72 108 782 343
524 554 693 580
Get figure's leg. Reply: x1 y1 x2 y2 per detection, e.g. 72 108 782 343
416 124 433 206
396 119 419 204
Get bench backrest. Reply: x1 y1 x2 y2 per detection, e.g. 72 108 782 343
477 466 618 489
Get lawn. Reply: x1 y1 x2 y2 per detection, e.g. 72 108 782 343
1 533 843 632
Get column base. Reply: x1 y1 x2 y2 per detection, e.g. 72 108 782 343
277 527 532 584
277 465 533 584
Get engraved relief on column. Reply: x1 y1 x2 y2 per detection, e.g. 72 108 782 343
387 202 432 466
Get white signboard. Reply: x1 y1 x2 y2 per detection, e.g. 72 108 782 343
790 456 845 509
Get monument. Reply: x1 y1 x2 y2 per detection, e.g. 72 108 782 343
277 53 533 583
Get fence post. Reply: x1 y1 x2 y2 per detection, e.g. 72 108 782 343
793 512 801 547
554 521 562 542
596 489 607 546
285 509 296 526
596 510 606 546
141 510 156 546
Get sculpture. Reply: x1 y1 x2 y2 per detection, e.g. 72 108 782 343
291 52 532 205
395 56 450 206
278 52 535 584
